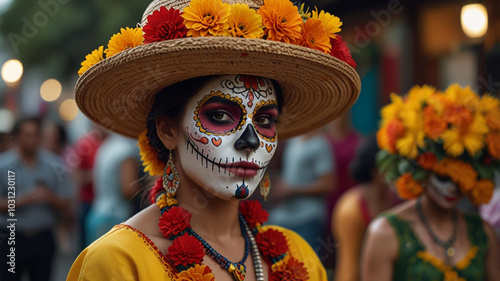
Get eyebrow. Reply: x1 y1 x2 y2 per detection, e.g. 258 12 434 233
256 104 279 113
203 96 240 107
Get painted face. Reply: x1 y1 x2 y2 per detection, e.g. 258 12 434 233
177 75 279 200
426 173 461 208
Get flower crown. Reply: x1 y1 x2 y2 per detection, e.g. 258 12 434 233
78 0 356 76
376 84 499 204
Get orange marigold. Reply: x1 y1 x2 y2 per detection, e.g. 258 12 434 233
257 0 302 43
423 106 447 140
175 264 215 281
386 118 405 153
486 107 500 130
432 158 477 193
270 257 309 281
182 0 231 37
227 3 264 38
469 179 494 205
443 103 473 128
138 130 165 176
486 131 500 159
105 27 144 58
417 152 437 170
376 125 391 153
297 18 331 53
395 173 424 200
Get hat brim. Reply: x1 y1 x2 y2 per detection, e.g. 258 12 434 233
75 36 361 140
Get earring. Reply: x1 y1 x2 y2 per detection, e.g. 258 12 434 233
163 150 179 197
260 172 271 201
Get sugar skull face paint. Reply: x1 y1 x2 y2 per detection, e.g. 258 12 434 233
177 75 278 200
426 173 461 208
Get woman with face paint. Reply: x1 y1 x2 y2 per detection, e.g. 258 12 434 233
361 85 500 281
67 0 361 280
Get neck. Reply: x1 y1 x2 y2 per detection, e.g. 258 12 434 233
418 194 455 222
18 147 37 166
176 181 241 238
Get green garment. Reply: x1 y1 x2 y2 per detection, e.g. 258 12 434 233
383 212 488 281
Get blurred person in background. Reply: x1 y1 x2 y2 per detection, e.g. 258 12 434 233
0 117 73 281
268 129 336 255
480 182 500 256
72 126 106 250
42 121 69 157
332 134 399 281
361 85 500 280
84 133 141 245
324 110 361 270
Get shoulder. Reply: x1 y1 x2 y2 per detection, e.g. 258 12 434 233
333 188 363 225
38 149 63 164
68 225 175 281
261 225 328 281
0 150 18 168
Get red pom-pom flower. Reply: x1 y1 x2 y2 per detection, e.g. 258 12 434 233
158 206 192 239
239 200 269 229
270 257 309 281
255 229 289 260
144 6 188 43
330 35 356 69
166 233 205 267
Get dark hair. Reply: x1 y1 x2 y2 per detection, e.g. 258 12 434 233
11 117 42 137
146 75 284 163
349 134 379 183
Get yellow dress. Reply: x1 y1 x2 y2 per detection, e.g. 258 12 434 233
67 224 327 281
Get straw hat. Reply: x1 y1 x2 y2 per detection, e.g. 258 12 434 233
75 0 361 140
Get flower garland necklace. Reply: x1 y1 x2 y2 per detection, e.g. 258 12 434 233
154 187 309 281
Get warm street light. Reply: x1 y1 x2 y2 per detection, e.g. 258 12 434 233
40 79 62 102
461 3 488 38
59 99 78 121
1 59 23 84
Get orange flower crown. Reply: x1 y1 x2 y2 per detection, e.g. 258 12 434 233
376 84 499 204
78 0 356 77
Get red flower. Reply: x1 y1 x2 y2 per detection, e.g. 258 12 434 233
158 206 192 239
330 35 356 69
166 233 204 267
270 257 309 281
417 152 437 170
143 6 188 43
255 229 288 260
149 177 163 204
239 200 269 229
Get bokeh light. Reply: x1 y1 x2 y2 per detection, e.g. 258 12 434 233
40 79 62 102
59 99 79 121
1 59 23 84
461 4 488 38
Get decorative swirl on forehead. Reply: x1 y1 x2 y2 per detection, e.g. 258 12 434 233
221 75 273 101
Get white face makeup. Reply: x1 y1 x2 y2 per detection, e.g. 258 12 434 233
177 75 279 200
427 173 461 208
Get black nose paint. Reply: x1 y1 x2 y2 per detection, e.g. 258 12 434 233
234 125 260 151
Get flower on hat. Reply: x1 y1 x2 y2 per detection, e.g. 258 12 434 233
175 264 215 281
258 0 303 43
105 27 144 58
469 179 494 205
167 233 205 267
486 131 500 159
298 18 331 53
144 6 188 43
311 8 341 39
78 46 104 76
182 0 231 37
329 35 356 68
395 173 423 200
227 3 264 39
138 130 165 176
441 114 488 157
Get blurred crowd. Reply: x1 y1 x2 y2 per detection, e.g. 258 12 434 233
0 110 499 281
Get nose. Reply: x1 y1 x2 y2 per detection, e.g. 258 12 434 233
234 125 260 152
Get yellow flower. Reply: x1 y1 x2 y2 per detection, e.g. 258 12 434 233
441 113 489 157
257 0 303 43
78 46 104 76
396 130 425 159
182 0 231 37
227 3 264 38
105 27 144 58
381 93 404 124
479 95 499 114
311 8 342 39
406 85 435 109
175 264 215 281
297 18 331 53
443 83 480 111
138 130 165 176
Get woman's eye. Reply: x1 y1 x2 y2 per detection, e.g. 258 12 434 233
255 116 270 125
209 111 233 122
435 174 451 182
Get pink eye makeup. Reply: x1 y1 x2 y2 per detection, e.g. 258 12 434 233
197 96 245 135
253 106 278 139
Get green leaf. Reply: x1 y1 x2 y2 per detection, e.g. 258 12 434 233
473 161 494 180
412 167 429 182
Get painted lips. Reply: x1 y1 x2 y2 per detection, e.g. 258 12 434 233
444 195 459 202
222 161 261 178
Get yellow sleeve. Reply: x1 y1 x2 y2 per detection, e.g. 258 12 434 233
262 225 328 281
332 191 366 281
67 225 176 281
